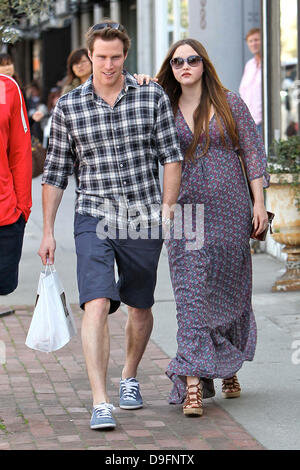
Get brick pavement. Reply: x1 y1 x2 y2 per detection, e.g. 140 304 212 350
0 305 264 450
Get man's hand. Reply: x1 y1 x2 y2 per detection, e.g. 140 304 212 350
38 234 56 265
38 184 64 265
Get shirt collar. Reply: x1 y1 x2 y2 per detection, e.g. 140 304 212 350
81 71 139 97
123 71 139 91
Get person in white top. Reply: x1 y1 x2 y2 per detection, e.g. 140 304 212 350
239 28 262 134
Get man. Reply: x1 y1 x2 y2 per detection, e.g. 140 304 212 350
0 74 32 301
239 28 262 134
38 21 182 430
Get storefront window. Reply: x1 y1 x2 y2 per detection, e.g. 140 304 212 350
280 0 298 138
33 40 42 81
168 0 189 47
180 0 189 37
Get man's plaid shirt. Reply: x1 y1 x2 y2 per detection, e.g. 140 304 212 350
42 72 183 229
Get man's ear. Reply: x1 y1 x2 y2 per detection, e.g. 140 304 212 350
88 50 92 62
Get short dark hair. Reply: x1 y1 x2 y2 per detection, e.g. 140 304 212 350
86 19 131 55
0 53 13 65
246 28 261 40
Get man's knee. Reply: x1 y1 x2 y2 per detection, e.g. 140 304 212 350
84 298 111 318
128 306 152 321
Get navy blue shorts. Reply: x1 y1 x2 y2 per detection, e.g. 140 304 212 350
0 214 25 295
74 213 163 313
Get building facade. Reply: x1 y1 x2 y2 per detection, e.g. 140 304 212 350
2 0 299 261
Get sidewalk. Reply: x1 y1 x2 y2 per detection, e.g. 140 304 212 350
152 249 300 450
1 177 299 450
0 305 263 451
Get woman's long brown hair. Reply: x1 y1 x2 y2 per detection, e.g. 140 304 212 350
156 39 239 161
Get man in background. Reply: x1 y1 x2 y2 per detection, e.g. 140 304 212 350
240 28 263 254
239 28 263 134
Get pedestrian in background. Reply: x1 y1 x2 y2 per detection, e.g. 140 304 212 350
38 20 182 431
239 28 263 255
61 48 92 95
31 86 62 148
26 81 46 120
0 53 22 88
239 28 262 135
26 81 48 143
137 37 269 417
61 48 92 186
0 73 32 296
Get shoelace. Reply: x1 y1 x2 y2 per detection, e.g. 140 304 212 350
93 402 115 419
120 380 139 401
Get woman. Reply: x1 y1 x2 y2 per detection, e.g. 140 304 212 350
61 48 92 95
61 48 92 186
137 39 269 417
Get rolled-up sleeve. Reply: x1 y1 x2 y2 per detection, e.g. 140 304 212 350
42 102 75 189
229 92 270 188
155 92 183 165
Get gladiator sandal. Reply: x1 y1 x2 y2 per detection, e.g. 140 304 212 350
222 375 241 399
183 380 203 416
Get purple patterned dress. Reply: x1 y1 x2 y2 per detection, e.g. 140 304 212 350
165 92 269 404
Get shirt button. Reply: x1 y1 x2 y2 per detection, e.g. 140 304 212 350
120 163 124 168
123 181 127 185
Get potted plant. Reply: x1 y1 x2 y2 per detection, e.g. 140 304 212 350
266 135 300 291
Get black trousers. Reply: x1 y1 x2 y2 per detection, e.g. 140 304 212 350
0 215 25 295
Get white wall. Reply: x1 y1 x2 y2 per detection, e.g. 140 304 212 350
137 0 154 74
188 0 261 93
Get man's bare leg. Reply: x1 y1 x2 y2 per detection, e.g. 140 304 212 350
81 298 111 405
122 307 153 379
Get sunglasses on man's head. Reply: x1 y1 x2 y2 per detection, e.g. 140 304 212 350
92 23 125 32
170 55 203 69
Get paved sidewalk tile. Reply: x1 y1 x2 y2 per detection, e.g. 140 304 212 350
0 305 264 450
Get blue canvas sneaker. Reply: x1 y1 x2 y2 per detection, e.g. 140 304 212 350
119 377 143 410
90 402 116 430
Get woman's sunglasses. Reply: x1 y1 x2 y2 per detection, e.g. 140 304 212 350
170 55 203 70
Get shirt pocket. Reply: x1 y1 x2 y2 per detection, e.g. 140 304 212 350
124 121 154 148
78 139 108 167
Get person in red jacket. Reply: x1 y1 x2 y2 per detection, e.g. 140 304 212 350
0 74 32 296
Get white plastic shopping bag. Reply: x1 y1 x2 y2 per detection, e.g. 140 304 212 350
25 265 77 352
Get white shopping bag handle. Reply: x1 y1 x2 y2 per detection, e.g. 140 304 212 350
44 262 56 275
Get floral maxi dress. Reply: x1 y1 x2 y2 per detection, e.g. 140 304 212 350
165 92 269 404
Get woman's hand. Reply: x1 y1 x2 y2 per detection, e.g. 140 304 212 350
252 202 269 236
133 73 158 86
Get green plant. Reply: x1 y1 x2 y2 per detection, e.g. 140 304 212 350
0 417 7 433
268 136 300 173
268 136 300 211
0 0 51 43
